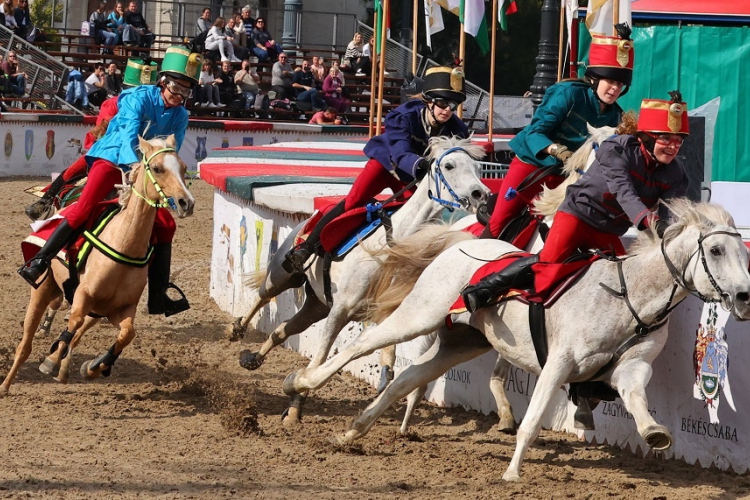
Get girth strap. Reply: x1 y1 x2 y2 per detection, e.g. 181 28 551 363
528 302 548 368
82 230 154 268
323 252 334 307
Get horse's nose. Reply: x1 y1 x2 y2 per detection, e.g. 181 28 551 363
471 188 487 202
177 197 194 217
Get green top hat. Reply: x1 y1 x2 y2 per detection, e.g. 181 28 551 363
123 58 158 87
160 46 202 86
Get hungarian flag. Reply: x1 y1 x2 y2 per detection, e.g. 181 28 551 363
499 0 518 32
462 0 489 55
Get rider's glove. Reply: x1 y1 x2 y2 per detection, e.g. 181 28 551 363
415 158 430 180
548 143 573 163
654 218 669 239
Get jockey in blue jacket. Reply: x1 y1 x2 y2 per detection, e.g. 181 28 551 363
283 66 470 273
19 47 202 317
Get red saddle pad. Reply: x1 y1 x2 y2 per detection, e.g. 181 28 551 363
319 200 406 253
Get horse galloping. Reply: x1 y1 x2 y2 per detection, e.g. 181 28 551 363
283 199 750 481
1 136 195 395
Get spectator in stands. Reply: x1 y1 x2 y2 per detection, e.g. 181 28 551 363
271 52 293 99
234 58 260 110
322 65 348 113
292 59 326 110
240 6 255 48
65 69 89 110
0 53 22 97
310 56 326 89
344 33 370 76
90 0 118 51
251 17 283 63
2 51 26 96
13 0 31 40
0 0 18 35
225 16 249 61
205 17 241 63
196 8 211 37
85 63 108 107
216 60 238 105
309 107 342 125
362 37 374 74
108 2 127 45
198 59 223 108
123 0 154 49
232 13 247 49
104 62 123 97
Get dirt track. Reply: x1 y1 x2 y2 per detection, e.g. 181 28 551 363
0 177 748 499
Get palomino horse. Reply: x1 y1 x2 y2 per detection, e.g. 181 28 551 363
282 199 750 481
1 136 194 395
235 135 489 423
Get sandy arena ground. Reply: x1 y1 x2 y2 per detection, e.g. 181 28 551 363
0 177 749 499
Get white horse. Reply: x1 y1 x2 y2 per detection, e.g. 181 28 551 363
282 199 750 481
235 135 490 422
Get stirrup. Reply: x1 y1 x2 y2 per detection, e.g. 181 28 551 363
17 258 50 289
282 247 311 274
163 283 190 317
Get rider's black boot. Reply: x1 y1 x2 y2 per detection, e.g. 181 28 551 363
147 243 190 317
25 173 68 221
18 219 77 287
462 255 539 313
283 200 346 274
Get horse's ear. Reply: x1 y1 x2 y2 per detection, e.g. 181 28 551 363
138 136 152 158
165 134 177 149
586 123 597 135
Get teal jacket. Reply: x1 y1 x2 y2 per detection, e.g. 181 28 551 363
86 85 189 172
509 81 622 170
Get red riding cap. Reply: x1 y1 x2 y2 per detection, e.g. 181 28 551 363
586 35 634 86
638 95 690 135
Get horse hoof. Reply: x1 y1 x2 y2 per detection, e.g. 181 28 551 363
501 470 521 482
39 358 59 377
376 366 394 395
282 370 302 396
281 406 301 426
643 425 672 450
0 386 8 398
79 360 99 380
239 350 263 371
228 318 246 341
53 375 69 384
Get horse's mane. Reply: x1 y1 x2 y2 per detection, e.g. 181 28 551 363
425 135 486 163
627 198 736 256
118 136 175 207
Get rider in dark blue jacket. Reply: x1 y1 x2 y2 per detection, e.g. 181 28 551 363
283 66 469 273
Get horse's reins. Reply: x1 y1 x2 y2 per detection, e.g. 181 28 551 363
428 146 471 211
129 147 180 210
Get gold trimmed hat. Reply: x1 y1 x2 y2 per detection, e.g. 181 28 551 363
159 46 202 86
123 58 158 87
637 91 690 135
422 66 466 104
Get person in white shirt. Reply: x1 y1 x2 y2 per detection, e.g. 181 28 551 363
197 59 224 108
84 63 107 107
0 0 18 33
205 17 241 63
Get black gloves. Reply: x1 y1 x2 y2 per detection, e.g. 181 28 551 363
415 158 430 180
549 144 573 163
654 218 669 238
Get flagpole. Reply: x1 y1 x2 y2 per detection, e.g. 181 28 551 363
376 0 390 136
368 10 379 138
411 0 418 76
556 0 565 82
488 0 498 142
613 0 619 35
458 25 465 119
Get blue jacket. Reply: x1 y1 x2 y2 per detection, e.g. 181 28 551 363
363 100 469 180
86 85 189 172
510 81 622 170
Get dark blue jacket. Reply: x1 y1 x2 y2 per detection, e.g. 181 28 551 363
363 100 469 180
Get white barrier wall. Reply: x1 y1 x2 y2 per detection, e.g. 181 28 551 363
211 186 750 474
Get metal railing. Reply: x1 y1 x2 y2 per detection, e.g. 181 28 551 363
0 24 78 113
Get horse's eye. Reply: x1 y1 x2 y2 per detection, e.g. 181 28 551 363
152 166 163 174
444 162 454 171
710 246 722 257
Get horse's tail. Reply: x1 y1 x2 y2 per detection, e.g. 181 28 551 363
362 223 475 324
242 268 267 290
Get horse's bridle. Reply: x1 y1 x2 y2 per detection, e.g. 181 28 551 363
428 146 472 212
129 147 179 210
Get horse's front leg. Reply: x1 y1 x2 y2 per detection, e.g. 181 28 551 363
80 310 136 380
609 358 671 450
490 354 516 434
377 345 396 394
504 357 572 482
39 294 94 378
55 316 100 384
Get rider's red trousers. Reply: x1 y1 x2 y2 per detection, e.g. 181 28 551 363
539 210 625 263
344 158 411 210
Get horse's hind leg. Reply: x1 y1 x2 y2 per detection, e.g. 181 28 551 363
80 310 136 380
37 295 64 337
377 345 396 394
54 316 100 384
240 282 328 371
490 354 516 434
230 295 271 341
0 284 60 396
339 324 491 444
399 384 427 434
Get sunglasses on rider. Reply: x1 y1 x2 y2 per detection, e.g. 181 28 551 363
645 132 685 148
432 99 458 111
165 79 192 99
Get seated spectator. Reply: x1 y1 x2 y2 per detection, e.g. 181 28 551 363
85 63 108 107
234 59 260 110
292 59 326 110
90 1 118 50
215 60 238 105
344 33 370 76
196 8 211 37
0 0 17 35
322 66 348 113
2 51 26 96
122 0 154 49
310 56 326 89
65 70 89 110
0 53 22 96
198 59 224 108
361 37 374 75
241 6 255 49
226 17 249 61
104 62 122 97
13 0 30 40
271 52 293 99
107 2 126 44
232 13 247 49
206 17 241 63
251 17 283 63
309 107 342 125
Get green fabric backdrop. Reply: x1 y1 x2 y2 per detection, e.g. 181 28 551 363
579 25 750 182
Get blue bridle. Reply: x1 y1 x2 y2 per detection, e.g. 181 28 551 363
428 146 471 212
